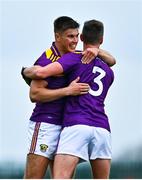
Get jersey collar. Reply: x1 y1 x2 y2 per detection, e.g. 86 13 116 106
51 42 61 57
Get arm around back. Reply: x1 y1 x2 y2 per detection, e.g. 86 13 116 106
98 49 116 66
24 62 64 79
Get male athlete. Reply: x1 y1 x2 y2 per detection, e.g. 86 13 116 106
22 16 89 179
23 19 115 179
22 17 116 178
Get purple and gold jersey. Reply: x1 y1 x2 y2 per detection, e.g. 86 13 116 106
30 42 67 125
57 52 114 131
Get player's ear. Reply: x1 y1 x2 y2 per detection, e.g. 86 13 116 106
100 36 103 44
55 32 60 41
80 34 83 42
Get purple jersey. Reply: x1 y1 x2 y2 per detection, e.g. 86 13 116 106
30 42 67 125
58 52 114 132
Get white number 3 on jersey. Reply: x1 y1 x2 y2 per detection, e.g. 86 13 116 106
89 66 106 96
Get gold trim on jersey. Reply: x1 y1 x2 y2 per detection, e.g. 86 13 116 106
45 49 60 62
45 49 53 59
52 56 60 62
52 45 59 56
75 51 82 54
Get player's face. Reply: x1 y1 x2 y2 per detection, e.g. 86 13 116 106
58 28 79 54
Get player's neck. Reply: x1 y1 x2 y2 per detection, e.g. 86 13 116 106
55 42 65 56
83 44 100 51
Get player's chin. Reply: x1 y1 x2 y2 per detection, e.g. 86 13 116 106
68 48 76 53
68 44 77 52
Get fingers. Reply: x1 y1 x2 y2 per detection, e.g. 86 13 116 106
79 88 89 95
72 85 90 96
78 83 90 90
78 83 89 87
81 87 90 91
81 50 93 64
81 55 94 64
79 85 90 94
80 91 89 95
69 78 90 96
81 48 99 64
81 53 91 64
73 76 80 82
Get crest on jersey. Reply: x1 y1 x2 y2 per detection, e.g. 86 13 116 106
40 144 48 152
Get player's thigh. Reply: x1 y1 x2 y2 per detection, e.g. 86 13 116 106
89 127 112 160
49 160 54 177
24 153 50 179
53 154 79 179
90 158 111 179
25 121 61 178
56 125 91 162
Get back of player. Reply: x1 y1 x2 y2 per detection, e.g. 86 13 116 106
57 53 114 131
54 51 114 179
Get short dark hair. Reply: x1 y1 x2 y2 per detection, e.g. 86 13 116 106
54 16 80 33
82 19 104 44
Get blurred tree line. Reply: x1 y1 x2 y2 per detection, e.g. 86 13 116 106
0 161 142 179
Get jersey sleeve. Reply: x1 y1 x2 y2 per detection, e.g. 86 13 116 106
57 53 80 73
34 52 49 66
22 51 51 86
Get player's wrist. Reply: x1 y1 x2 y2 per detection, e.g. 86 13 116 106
21 67 27 77
21 67 32 86
64 86 72 96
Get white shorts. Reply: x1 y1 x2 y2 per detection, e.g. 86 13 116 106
56 125 112 162
27 120 62 160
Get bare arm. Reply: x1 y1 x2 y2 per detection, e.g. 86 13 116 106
98 49 116 66
23 62 63 79
30 77 89 103
81 47 116 66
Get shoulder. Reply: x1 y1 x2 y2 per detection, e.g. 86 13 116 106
95 57 113 72
62 51 82 59
95 57 114 78
34 50 51 66
95 57 108 66
36 46 54 62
